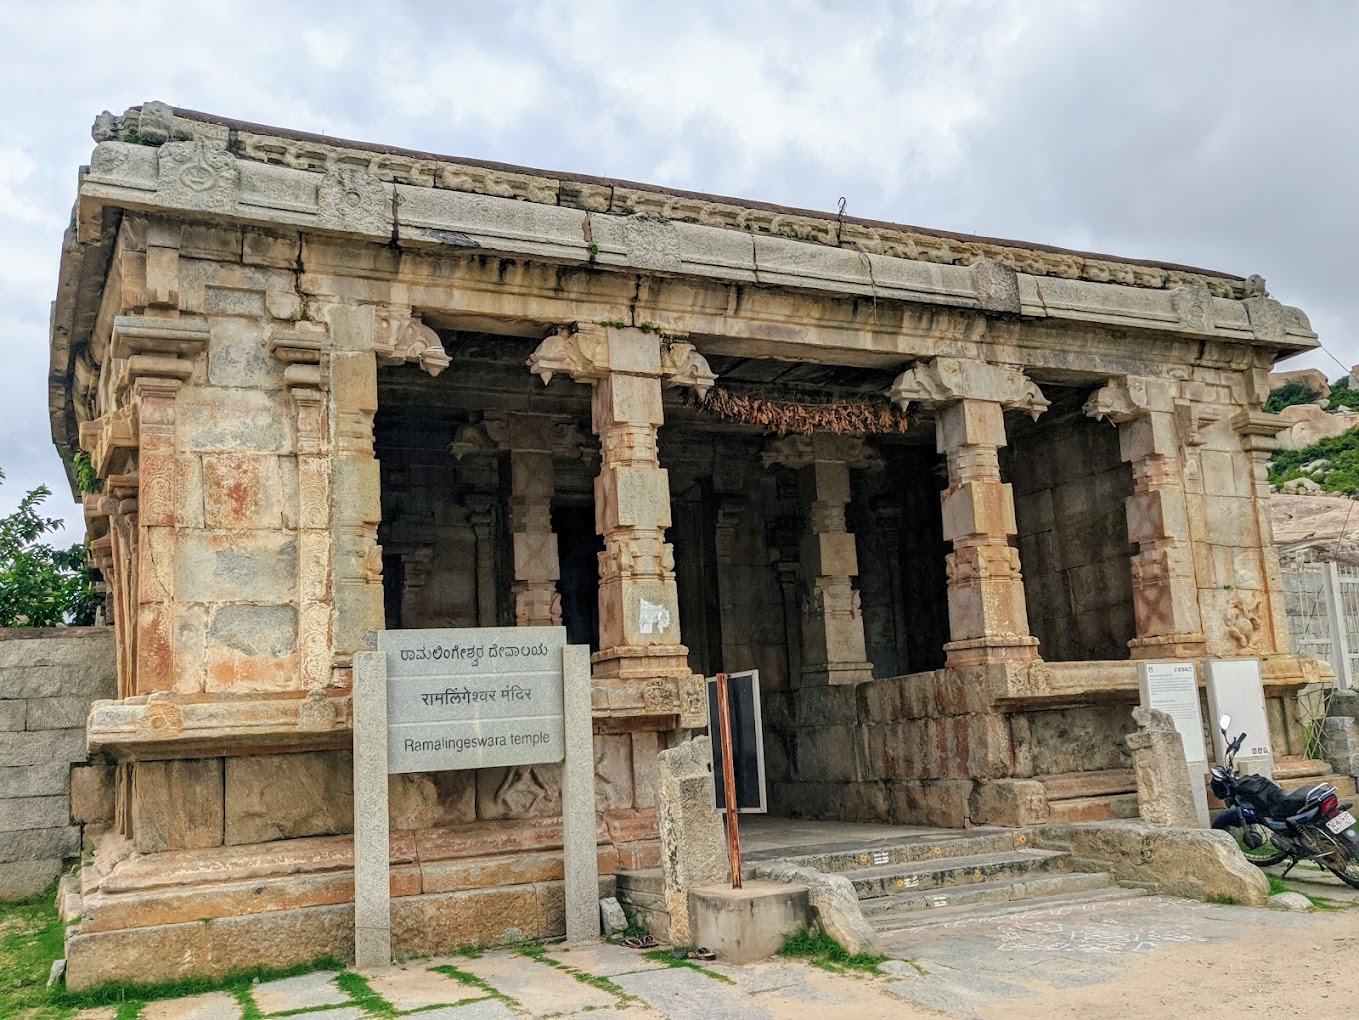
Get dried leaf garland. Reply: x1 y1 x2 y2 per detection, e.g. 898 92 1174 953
683 385 917 436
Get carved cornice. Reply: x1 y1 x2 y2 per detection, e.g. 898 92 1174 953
887 357 1049 420
1083 376 1175 424
373 310 450 377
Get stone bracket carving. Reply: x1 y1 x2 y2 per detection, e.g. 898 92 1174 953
374 311 450 377
528 324 610 385
269 327 330 392
660 341 717 397
1231 409 1288 453
888 357 1049 419
109 315 209 407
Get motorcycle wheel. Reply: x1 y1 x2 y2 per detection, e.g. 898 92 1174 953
1212 811 1288 866
1316 835 1359 889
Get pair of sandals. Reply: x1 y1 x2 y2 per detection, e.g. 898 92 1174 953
619 935 714 960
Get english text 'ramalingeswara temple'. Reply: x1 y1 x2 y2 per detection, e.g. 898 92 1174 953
48 101 1329 985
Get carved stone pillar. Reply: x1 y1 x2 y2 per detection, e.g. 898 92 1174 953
108 316 208 694
330 307 450 669
453 413 594 628
763 434 879 686
1233 409 1291 655
889 358 1046 668
465 495 500 628
1085 376 1208 658
270 328 332 688
528 324 715 680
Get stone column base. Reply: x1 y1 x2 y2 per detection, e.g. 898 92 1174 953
944 635 1040 668
1128 633 1208 659
591 645 692 680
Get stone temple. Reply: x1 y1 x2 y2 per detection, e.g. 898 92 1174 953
46 101 1330 986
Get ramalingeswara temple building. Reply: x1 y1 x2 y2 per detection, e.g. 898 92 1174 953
47 102 1331 984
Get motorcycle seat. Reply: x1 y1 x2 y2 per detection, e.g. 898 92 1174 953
1275 783 1329 819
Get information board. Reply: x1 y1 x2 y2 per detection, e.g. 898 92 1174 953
375 627 568 773
706 670 768 813
1205 658 1274 779
1138 660 1210 826
352 626 597 967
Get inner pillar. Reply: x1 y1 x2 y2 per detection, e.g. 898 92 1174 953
763 434 877 686
890 358 1046 667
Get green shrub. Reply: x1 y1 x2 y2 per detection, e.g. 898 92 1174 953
0 469 99 627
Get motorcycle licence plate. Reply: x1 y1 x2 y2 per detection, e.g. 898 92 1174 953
1326 810 1357 834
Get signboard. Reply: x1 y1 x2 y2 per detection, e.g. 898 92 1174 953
1138 660 1210 826
375 627 568 773
1205 658 1274 779
352 626 596 967
706 670 768 813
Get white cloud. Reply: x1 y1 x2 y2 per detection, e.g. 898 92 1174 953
0 0 1355 527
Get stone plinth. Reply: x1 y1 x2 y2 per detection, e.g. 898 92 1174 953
689 880 810 963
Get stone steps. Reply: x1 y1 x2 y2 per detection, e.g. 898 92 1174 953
870 882 1145 934
1274 755 1331 781
1047 792 1141 823
767 830 1030 875
864 870 1118 923
841 848 1070 900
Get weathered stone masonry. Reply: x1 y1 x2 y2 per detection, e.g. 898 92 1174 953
46 100 1328 986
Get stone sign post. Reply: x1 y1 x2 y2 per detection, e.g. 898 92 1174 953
352 626 598 969
1205 658 1274 780
1137 661 1210 826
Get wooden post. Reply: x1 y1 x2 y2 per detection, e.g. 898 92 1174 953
716 672 742 889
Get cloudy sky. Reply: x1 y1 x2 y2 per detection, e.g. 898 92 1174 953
2 0 1356 534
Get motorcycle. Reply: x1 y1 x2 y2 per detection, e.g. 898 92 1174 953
1211 713 1359 887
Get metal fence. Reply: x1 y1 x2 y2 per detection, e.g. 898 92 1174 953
1282 558 1359 687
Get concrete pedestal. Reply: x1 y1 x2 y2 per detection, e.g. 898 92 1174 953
688 881 810 963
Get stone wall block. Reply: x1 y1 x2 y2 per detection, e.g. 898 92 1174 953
174 532 298 603
0 729 86 768
131 758 225 853
23 697 92 731
0 796 72 832
70 764 116 825
970 779 1050 826
0 701 26 731
656 737 728 944
176 388 291 453
0 825 81 865
887 779 973 827
202 454 284 530
225 751 354 845
0 763 69 799
0 630 117 671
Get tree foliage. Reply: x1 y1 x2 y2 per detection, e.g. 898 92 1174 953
1269 429 1359 496
0 469 99 627
1328 376 1359 413
1263 379 1319 413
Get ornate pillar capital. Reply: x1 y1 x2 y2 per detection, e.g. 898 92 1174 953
888 357 1049 420
528 324 717 396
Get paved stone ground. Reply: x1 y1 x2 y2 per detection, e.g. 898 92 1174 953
78 893 1358 1020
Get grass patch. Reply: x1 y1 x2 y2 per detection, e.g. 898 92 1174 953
1207 894 1240 905
777 927 887 975
333 972 397 1017
517 942 638 1003
0 885 345 1019
429 963 514 1005
640 948 736 984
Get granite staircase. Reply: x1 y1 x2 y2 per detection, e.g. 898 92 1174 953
751 829 1138 937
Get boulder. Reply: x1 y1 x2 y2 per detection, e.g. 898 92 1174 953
751 860 881 957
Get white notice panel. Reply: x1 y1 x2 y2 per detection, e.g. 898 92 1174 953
1137 661 1207 763
1138 660 1211 826
375 626 568 774
1205 658 1273 778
